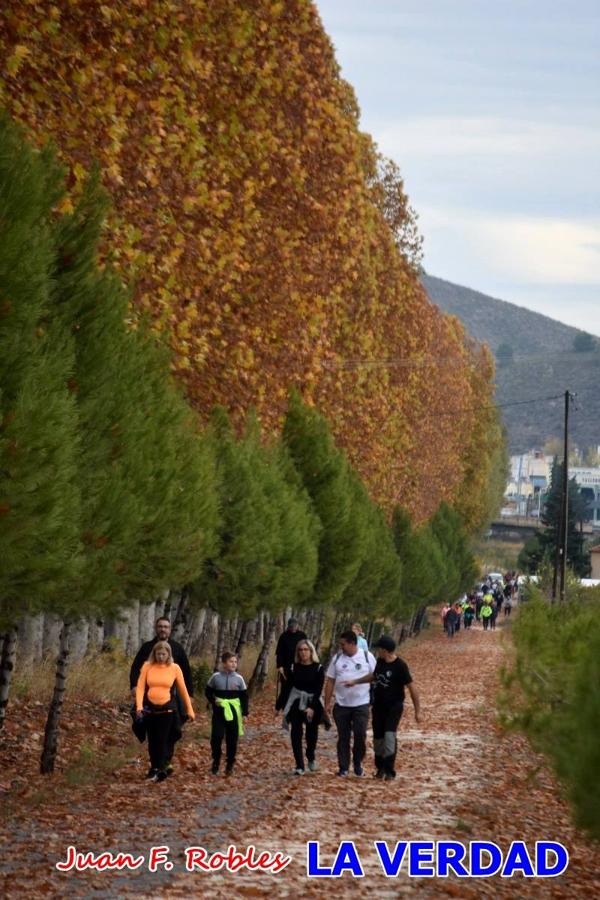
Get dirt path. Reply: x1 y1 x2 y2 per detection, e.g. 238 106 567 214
2 615 600 898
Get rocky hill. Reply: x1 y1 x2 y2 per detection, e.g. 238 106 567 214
422 273 600 453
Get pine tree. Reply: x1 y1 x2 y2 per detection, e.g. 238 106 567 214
392 507 439 612
39 168 220 771
282 392 368 607
539 459 590 577
429 503 477 603
0 116 81 729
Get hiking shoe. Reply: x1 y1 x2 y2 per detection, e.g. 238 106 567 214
155 770 168 783
354 767 367 777
145 767 157 779
225 764 234 777
374 769 385 780
336 769 349 777
307 760 318 772
211 763 219 775
292 767 305 776
384 771 396 781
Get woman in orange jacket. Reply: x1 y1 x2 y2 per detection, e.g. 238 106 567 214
136 640 195 781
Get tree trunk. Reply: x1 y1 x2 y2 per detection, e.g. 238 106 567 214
0 627 18 730
235 620 250 659
69 620 89 664
366 619 375 646
187 607 207 656
313 609 325 654
42 614 63 659
214 616 228 671
87 619 104 653
124 601 140 656
171 591 189 642
247 617 277 697
138 602 156 645
18 612 44 669
40 621 71 774
325 611 339 663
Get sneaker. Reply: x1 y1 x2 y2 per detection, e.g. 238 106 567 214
211 763 219 775
145 767 157 779
307 760 318 772
336 769 349 777
165 763 174 777
292 768 305 776
155 770 168 783
354 767 367 777
374 769 385 780
225 764 234 777
383 771 396 781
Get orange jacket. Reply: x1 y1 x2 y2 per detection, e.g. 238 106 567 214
136 662 195 719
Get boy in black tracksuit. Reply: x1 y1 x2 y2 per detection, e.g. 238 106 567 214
205 651 249 775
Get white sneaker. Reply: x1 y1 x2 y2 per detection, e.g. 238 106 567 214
292 767 305 776
308 761 318 772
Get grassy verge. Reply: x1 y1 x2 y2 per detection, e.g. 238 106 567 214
499 583 600 841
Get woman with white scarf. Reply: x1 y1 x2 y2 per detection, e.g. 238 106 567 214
277 639 324 775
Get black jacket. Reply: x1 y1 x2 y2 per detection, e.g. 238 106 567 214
129 637 194 695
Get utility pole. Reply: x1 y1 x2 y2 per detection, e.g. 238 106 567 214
552 390 571 602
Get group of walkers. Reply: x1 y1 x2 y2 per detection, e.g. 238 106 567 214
129 615 421 784
441 571 519 637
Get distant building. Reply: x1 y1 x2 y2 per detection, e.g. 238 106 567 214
506 450 551 516
570 467 600 527
590 545 600 579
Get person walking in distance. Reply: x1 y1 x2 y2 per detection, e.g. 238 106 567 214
324 630 376 777
205 651 249 776
130 617 194 775
135 641 195 782
343 634 421 780
277 640 325 775
275 617 307 709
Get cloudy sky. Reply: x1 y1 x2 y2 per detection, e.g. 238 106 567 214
316 0 600 334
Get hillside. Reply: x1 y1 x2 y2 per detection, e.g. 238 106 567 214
422 274 600 453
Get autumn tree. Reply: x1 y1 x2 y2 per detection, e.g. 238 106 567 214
0 0 498 522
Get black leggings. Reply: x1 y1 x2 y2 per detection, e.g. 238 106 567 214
146 712 175 771
372 702 404 774
210 708 239 767
288 706 319 770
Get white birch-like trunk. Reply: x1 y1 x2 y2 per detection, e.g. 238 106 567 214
0 627 18 730
42 614 63 660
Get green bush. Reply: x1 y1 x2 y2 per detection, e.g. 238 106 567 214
500 587 600 840
190 662 213 697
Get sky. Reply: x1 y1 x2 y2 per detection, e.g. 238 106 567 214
316 0 600 334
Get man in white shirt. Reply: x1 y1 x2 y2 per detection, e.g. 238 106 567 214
324 629 376 776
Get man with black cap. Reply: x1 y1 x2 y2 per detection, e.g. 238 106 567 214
275 617 307 708
342 634 421 781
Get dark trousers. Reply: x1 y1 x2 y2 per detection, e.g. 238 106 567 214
146 712 175 771
333 703 369 772
372 702 404 774
288 707 318 770
483 617 490 630
210 708 239 767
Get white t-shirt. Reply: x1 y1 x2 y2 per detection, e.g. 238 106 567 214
326 649 377 707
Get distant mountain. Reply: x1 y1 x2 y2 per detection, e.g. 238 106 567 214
422 273 600 453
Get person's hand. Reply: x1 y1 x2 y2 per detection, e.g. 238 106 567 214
277 667 286 680
341 680 355 687
305 708 314 722
136 709 144 719
188 713 196 722
414 711 422 724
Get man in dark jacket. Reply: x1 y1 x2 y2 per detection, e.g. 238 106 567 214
129 617 194 695
129 617 194 771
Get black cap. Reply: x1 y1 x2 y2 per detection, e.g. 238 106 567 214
373 635 396 652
